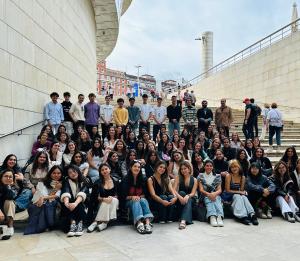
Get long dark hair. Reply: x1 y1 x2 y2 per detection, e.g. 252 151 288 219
49 141 59 161
0 169 15 185
64 141 77 154
146 151 159 166
273 161 290 184
126 149 137 166
127 160 144 187
107 151 119 167
99 163 111 185
113 139 127 158
65 164 85 183
154 161 169 193
44 165 63 189
135 140 145 159
0 154 19 173
91 138 104 157
32 151 49 174
281 146 298 169
70 151 85 166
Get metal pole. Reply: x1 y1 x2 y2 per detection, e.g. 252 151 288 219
135 65 142 96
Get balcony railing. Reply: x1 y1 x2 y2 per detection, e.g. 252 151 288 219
182 18 300 88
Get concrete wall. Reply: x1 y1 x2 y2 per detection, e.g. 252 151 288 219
187 30 300 123
0 0 97 164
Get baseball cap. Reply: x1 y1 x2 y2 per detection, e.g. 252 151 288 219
243 98 250 103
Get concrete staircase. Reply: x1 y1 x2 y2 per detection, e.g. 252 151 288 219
97 96 299 165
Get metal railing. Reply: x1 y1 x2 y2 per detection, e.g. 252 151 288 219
182 18 300 87
0 120 45 139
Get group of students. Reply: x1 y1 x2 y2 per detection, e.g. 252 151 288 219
0 92 300 240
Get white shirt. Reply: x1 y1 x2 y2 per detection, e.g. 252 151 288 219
153 105 167 123
267 109 283 127
100 104 114 123
69 102 85 121
139 104 153 121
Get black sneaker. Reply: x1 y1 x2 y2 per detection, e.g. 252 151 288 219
251 215 259 225
240 217 251 225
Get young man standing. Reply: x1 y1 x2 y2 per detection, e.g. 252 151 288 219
243 98 255 139
152 97 167 142
44 92 64 135
113 98 128 129
197 100 213 133
167 95 182 136
69 94 85 133
139 94 152 135
127 97 140 133
100 95 114 139
84 93 100 138
182 97 197 133
215 99 233 137
61 92 73 135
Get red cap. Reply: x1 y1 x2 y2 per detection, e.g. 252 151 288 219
243 98 250 103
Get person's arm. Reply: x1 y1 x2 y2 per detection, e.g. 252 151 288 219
113 109 121 126
45 104 50 123
182 108 187 122
161 107 167 124
246 177 264 193
245 108 251 123
168 181 178 205
229 108 233 125
167 162 175 179
49 151 63 166
124 109 129 125
146 106 153 121
147 178 169 205
100 106 106 123
63 153 71 166
69 104 76 122
87 150 97 169
189 177 198 197
82 165 89 177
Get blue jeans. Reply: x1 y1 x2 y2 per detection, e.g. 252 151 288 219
177 191 193 224
269 125 281 146
15 189 32 211
88 168 99 183
168 122 180 136
204 196 224 219
126 198 153 225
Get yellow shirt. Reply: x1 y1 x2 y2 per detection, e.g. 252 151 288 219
113 107 128 126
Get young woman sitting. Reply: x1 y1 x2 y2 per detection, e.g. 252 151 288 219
223 160 258 225
246 162 275 219
87 163 119 232
0 170 17 239
147 161 177 224
120 161 154 234
269 161 300 223
24 166 63 235
174 161 197 229
61 165 89 237
198 160 224 227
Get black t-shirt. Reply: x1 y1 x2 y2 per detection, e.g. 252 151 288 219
61 101 72 122
245 104 255 122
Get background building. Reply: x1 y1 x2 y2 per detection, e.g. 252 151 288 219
0 0 132 164
161 80 178 94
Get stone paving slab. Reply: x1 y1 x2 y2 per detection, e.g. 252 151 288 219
1 217 300 261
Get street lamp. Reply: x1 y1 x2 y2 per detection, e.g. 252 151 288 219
135 65 142 96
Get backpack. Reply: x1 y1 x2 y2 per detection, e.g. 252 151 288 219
255 105 262 116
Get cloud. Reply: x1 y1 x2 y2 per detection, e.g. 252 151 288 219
107 0 298 84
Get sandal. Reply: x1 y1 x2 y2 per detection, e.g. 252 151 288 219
179 221 186 230
136 222 145 234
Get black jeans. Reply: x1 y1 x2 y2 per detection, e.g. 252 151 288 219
177 191 194 224
243 121 254 139
153 124 162 142
139 121 150 136
151 195 176 222
253 117 258 137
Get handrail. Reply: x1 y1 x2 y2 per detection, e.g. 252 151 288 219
0 120 45 139
182 18 300 87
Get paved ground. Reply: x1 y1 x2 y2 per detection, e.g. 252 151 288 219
1 217 300 261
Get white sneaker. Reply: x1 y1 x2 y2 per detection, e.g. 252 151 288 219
217 216 224 227
210 216 218 227
97 223 108 231
87 222 97 233
7 227 14 236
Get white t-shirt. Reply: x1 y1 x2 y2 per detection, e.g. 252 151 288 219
139 104 153 121
153 105 167 123
69 102 85 121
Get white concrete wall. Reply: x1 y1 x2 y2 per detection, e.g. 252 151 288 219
0 0 97 164
187 31 300 123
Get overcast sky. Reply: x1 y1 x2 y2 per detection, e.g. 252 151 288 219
106 0 298 83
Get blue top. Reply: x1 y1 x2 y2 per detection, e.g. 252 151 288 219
44 102 64 125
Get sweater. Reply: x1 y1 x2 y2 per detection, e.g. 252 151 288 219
113 107 129 126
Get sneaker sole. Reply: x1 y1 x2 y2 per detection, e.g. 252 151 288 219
67 233 75 237
75 232 83 236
